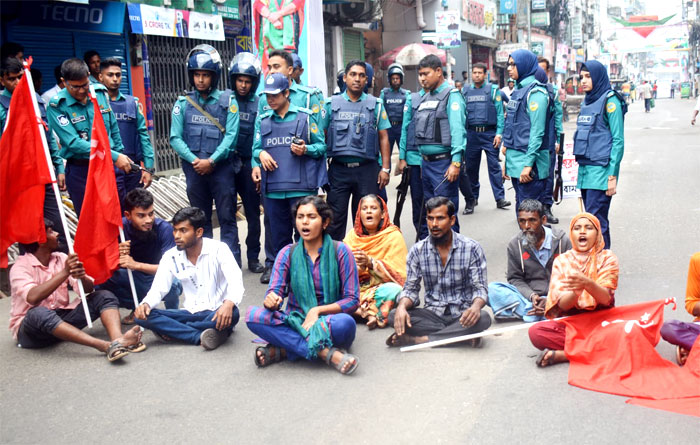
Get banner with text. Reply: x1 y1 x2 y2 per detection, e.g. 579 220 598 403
128 3 225 41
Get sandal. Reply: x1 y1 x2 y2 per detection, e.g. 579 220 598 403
536 348 554 368
107 341 130 362
128 342 147 353
676 346 688 366
325 347 359 375
254 345 284 368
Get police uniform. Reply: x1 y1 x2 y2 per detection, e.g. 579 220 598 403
0 89 67 251
233 91 263 269
540 83 564 210
502 75 553 212
169 89 241 263
321 91 392 240
461 82 506 205
413 80 466 234
252 103 327 261
380 86 410 155
399 91 425 237
109 92 154 197
47 83 125 216
575 90 625 249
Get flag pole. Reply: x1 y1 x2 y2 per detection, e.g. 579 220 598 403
118 227 140 309
22 60 93 328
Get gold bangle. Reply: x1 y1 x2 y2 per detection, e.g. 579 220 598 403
451 161 461 168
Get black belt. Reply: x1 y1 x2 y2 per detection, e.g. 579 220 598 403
332 159 374 168
421 153 451 162
390 120 402 127
468 125 497 133
66 158 90 166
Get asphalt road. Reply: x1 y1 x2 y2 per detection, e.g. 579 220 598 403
1 97 699 444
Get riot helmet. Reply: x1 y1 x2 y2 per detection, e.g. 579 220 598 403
228 52 262 95
186 44 222 92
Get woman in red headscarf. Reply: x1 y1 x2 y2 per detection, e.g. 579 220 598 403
528 212 619 367
343 194 407 329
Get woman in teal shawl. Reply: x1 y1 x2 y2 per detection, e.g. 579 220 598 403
246 196 361 374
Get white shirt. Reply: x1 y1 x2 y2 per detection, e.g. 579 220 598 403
501 86 514 99
694 95 700 112
41 84 62 105
143 238 244 313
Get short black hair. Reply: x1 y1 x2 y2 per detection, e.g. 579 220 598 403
30 68 42 81
53 65 62 83
19 218 54 255
418 54 442 71
1 42 24 61
1 57 23 76
268 49 293 68
100 57 122 71
124 188 154 212
293 195 333 231
537 57 550 70
83 50 100 64
472 62 488 74
517 199 544 218
172 207 206 231
61 58 89 81
344 59 366 74
425 196 455 217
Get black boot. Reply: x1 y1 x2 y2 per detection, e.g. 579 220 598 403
544 205 559 224
248 260 265 274
260 266 272 284
462 198 476 215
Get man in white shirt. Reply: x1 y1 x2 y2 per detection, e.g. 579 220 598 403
40 65 64 105
501 79 515 99
134 207 243 350
691 94 700 125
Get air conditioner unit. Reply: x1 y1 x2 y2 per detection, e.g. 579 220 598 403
339 0 373 22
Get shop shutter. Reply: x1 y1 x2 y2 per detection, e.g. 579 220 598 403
74 32 131 95
342 29 364 67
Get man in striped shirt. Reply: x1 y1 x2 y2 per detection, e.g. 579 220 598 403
387 196 491 347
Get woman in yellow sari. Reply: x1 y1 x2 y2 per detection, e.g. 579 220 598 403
343 195 407 329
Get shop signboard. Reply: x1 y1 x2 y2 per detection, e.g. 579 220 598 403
496 42 527 63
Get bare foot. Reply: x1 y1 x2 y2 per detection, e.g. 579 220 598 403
366 316 378 330
386 332 429 347
116 326 142 349
536 349 568 367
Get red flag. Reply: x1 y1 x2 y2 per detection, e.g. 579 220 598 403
0 62 53 267
561 299 700 417
73 93 121 284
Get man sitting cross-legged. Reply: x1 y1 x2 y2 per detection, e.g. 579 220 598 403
488 199 571 322
9 219 143 362
386 196 492 347
134 207 243 350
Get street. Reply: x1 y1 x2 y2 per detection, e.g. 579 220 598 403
1 97 699 443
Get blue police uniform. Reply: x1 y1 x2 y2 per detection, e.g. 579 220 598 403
461 82 506 205
322 92 392 240
0 90 68 252
413 81 466 234
540 83 564 208
169 89 241 264
380 87 410 155
47 84 125 217
110 93 155 200
398 91 426 238
232 92 263 268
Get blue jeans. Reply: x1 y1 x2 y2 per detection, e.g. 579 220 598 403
421 156 460 235
98 269 181 310
465 130 505 202
246 313 356 361
581 188 612 249
135 307 240 345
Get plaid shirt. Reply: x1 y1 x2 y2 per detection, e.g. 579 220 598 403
401 231 488 316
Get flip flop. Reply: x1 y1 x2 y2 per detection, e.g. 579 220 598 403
676 346 688 366
325 347 359 375
536 348 554 367
106 341 130 362
128 342 147 353
385 333 399 347
254 345 284 368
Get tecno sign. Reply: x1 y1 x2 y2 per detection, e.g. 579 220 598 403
41 4 104 24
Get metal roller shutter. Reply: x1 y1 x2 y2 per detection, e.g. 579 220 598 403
342 29 364 67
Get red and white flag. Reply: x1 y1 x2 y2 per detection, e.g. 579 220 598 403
0 61 53 267
73 92 121 284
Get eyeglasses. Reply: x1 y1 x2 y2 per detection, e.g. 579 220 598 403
507 62 516 67
66 81 90 91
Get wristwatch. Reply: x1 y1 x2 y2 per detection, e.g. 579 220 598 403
451 161 461 168
208 158 216 168
381 167 391 174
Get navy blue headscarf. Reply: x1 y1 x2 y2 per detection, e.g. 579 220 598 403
581 60 610 105
510 49 539 82
534 66 548 84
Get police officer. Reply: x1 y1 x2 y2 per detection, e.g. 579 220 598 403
255 49 324 283
575 60 626 249
379 63 410 157
251 73 327 264
502 49 553 213
99 58 154 198
322 59 392 240
396 88 426 238
169 44 241 264
291 53 304 85
47 58 131 217
412 54 466 233
0 57 67 250
228 52 265 274
461 62 510 215
536 57 564 224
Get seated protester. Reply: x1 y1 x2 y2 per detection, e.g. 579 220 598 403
133 207 243 350
246 196 361 375
386 197 492 347
528 213 618 367
343 194 407 329
9 219 144 362
99 188 182 324
660 252 700 366
488 199 572 322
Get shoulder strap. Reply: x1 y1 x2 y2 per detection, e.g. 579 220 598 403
184 94 226 133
